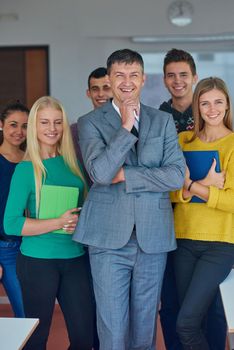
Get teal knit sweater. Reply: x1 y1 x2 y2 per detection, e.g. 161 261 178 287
4 156 85 259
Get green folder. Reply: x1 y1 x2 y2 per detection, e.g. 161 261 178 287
38 185 79 234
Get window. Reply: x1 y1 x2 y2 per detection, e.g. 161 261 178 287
141 52 234 116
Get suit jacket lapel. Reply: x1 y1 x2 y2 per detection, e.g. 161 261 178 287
102 102 121 131
103 101 137 155
138 104 151 153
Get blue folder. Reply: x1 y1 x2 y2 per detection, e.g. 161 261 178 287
183 150 221 203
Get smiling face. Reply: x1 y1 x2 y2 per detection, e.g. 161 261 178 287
199 88 228 128
164 61 197 101
0 111 28 147
36 107 63 152
108 62 146 106
86 75 112 108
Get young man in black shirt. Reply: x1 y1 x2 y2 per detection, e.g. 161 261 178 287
159 48 227 350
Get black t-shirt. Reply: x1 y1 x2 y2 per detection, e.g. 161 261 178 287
159 99 194 134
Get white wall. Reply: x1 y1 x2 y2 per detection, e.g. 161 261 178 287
1 0 234 121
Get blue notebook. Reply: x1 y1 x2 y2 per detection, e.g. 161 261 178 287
183 150 221 203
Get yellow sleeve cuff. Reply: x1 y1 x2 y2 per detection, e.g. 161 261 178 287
207 186 219 208
179 189 192 203
170 189 191 203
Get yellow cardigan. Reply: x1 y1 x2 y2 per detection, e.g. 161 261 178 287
171 131 234 243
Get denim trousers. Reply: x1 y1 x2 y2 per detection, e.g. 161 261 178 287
174 239 234 350
159 251 182 350
0 240 24 317
160 251 227 350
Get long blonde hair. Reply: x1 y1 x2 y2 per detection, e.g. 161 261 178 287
24 96 87 214
190 77 233 142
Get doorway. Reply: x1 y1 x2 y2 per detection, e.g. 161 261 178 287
0 46 49 110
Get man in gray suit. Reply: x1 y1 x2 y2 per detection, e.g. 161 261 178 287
73 49 185 350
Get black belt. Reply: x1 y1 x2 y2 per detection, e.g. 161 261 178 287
0 235 20 242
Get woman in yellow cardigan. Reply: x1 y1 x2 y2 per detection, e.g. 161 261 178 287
171 77 234 350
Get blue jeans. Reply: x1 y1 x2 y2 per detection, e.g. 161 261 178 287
160 250 228 350
159 251 182 350
174 239 234 349
0 240 24 317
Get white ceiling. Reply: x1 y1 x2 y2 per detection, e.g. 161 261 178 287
78 0 234 37
0 0 234 117
1 0 234 38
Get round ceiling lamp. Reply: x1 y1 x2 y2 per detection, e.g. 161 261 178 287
168 0 193 27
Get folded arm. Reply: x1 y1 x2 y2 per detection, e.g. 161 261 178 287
4 165 79 236
78 116 137 185
124 116 186 193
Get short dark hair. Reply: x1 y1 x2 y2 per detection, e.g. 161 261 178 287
163 48 196 76
88 67 108 89
0 101 29 124
107 49 144 74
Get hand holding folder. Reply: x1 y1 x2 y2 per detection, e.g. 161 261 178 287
183 150 221 203
38 185 79 233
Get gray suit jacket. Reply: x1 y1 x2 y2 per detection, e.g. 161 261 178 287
73 101 185 253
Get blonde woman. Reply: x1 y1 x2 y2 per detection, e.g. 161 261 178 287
4 96 93 350
171 77 234 350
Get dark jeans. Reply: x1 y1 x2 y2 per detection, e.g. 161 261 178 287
174 239 234 349
17 252 94 350
84 247 100 350
159 252 182 350
0 240 24 317
160 251 228 350
205 292 227 350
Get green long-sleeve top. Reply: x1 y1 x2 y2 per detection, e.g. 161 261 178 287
4 156 85 259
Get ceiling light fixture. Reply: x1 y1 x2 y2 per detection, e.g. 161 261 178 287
131 33 234 43
168 0 193 27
